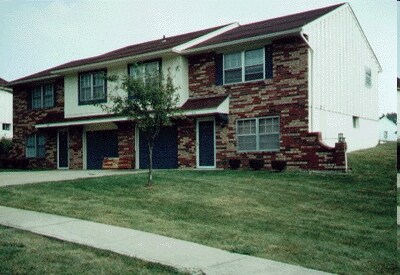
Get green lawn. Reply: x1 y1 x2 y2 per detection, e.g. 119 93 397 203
0 225 182 275
0 143 396 274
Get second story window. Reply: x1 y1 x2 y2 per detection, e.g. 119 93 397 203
79 70 107 105
224 48 265 84
31 84 54 109
129 61 160 83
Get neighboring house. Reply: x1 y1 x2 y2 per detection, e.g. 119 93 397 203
397 78 400 139
0 77 13 139
8 3 380 171
379 115 397 141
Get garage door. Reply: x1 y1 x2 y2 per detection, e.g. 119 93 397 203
139 126 178 169
86 130 118 169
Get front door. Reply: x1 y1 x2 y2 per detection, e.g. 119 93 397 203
197 119 215 168
58 131 69 169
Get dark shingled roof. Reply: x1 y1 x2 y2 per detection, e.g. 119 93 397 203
181 94 228 110
0 77 8 85
189 3 345 49
37 112 119 125
10 24 228 85
10 3 345 85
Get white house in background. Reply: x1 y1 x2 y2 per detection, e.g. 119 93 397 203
0 77 13 139
397 78 400 139
379 115 397 141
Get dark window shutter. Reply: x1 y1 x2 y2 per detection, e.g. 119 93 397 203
28 91 32 110
215 54 223 86
53 84 56 107
265 45 273 79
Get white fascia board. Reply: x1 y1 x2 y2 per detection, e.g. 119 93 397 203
303 3 382 72
181 28 302 54
35 117 129 129
51 49 172 74
172 23 239 53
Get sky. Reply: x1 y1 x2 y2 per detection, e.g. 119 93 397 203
0 0 397 114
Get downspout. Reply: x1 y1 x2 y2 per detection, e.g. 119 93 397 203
300 30 314 133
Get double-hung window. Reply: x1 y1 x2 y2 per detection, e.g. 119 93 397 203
129 61 160 83
26 134 46 158
237 117 280 151
224 48 265 84
79 70 107 105
31 84 54 109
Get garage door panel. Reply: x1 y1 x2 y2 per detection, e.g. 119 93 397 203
139 127 178 169
87 131 118 169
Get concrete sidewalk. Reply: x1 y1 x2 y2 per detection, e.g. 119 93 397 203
0 206 330 275
0 170 144 187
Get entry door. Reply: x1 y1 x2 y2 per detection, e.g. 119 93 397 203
197 119 215 168
58 131 69 169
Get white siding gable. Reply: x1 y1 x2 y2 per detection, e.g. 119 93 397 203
303 3 380 151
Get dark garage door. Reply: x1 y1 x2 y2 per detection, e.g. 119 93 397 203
139 126 178 169
87 130 118 169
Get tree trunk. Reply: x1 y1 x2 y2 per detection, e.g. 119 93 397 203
147 142 154 187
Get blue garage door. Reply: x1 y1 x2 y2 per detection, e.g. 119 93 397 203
139 127 178 169
87 130 118 169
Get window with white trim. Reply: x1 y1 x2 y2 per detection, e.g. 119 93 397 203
237 117 280 151
2 123 10 131
79 70 107 105
365 67 372 88
224 48 264 84
26 134 46 158
31 84 54 109
129 61 160 82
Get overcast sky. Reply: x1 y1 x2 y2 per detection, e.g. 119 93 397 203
0 0 396 114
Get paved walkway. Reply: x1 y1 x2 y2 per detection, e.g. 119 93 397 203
0 206 330 275
0 170 144 187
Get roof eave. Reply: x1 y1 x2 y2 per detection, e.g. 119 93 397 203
181 27 302 54
51 49 174 74
8 75 61 86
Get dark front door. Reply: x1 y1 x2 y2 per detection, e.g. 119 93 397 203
86 130 118 169
139 126 178 169
58 131 69 169
198 120 215 167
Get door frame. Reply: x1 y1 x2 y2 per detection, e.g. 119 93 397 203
196 117 216 169
57 129 69 170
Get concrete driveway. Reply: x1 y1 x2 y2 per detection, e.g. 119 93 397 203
0 170 144 187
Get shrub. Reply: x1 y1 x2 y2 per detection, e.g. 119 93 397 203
271 160 287 172
249 159 264 170
228 159 241 170
0 138 12 155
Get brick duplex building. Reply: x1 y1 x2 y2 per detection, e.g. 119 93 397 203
8 3 380 171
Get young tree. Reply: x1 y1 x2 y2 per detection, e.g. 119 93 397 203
102 66 179 187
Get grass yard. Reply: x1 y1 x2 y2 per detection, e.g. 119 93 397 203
0 142 396 274
0 225 182 275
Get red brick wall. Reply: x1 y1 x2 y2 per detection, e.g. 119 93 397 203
10 78 64 169
69 126 83 169
181 36 346 171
